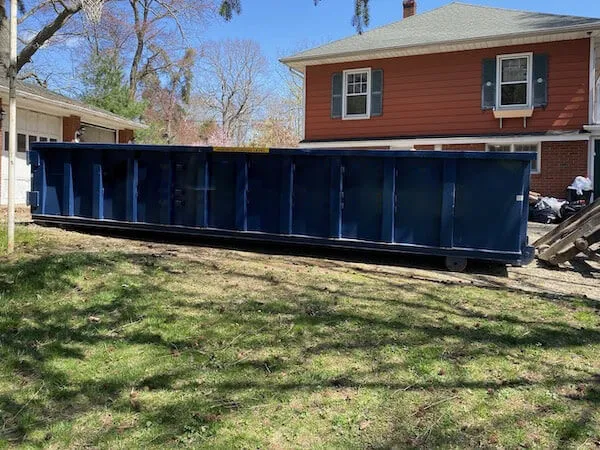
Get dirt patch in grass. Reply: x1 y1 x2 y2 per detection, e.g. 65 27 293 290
0 224 599 448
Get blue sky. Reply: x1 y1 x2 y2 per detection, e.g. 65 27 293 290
203 0 600 63
31 0 600 95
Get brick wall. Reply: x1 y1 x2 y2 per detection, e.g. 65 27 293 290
62 115 81 142
530 141 589 198
409 140 589 198
118 128 134 143
441 143 486 151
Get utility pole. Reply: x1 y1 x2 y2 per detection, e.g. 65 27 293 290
7 0 17 253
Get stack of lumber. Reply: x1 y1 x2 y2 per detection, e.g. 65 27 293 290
534 199 600 265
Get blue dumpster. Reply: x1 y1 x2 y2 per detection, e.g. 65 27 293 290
27 143 535 271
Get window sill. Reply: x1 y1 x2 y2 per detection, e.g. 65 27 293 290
342 115 371 121
493 108 534 119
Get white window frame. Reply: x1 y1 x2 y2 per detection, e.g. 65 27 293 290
496 52 533 109
342 67 371 120
486 142 541 174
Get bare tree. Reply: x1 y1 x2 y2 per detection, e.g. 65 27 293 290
75 0 212 100
0 0 82 77
140 48 196 144
195 39 269 145
251 68 303 148
1 0 371 83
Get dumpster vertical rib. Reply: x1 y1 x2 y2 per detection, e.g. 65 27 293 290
280 156 293 235
518 159 531 250
159 154 172 225
35 152 46 215
196 154 208 228
63 152 74 216
440 158 457 248
330 157 342 238
235 155 248 231
92 154 103 220
381 158 396 243
126 156 138 222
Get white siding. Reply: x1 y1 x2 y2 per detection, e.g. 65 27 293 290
81 123 116 143
1 108 61 205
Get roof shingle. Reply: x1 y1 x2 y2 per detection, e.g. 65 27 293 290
282 2 600 64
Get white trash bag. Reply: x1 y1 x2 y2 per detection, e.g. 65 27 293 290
568 176 593 196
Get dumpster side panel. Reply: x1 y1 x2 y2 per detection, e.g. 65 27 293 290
173 152 204 227
247 155 283 234
72 149 97 218
292 156 332 238
342 157 384 242
44 149 66 216
102 151 129 221
137 152 167 224
394 158 444 247
208 154 239 230
453 159 526 252
28 144 536 266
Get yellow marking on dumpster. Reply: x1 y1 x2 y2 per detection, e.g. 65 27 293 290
213 146 270 154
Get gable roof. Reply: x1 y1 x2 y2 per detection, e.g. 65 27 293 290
0 77 145 130
281 2 600 70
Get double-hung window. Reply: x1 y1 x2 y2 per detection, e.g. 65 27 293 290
343 68 371 119
496 53 532 108
486 142 540 174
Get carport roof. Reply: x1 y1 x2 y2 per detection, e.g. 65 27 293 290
0 77 145 130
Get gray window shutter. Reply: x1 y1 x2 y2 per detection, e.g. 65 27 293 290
533 54 548 108
481 58 497 110
331 72 343 119
371 69 383 117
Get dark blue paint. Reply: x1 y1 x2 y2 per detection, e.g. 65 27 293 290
342 157 384 242
329 158 342 239
395 158 444 247
292 156 332 238
28 143 536 266
440 159 456 248
247 155 282 234
453 159 525 252
208 155 238 230
63 153 74 217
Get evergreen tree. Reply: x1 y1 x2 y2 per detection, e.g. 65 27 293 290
81 52 145 120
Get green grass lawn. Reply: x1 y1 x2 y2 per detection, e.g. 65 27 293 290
0 225 599 448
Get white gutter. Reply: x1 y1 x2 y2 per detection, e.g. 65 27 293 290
0 84 146 130
300 133 591 149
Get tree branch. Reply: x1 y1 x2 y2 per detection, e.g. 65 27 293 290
17 2 82 72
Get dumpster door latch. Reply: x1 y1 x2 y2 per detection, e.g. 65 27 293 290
27 150 40 168
27 191 39 208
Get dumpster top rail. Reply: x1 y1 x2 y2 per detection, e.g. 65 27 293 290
30 142 537 161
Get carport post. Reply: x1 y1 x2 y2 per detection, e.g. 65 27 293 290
6 0 17 254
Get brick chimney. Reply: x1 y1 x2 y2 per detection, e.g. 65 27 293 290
403 0 416 18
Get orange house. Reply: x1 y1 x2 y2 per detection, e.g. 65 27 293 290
281 2 600 198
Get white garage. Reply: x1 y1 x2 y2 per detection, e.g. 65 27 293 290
0 78 144 205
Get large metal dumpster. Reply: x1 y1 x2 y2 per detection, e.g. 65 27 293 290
27 143 535 271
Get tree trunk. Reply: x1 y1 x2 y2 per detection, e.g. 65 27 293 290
129 37 144 101
0 17 9 77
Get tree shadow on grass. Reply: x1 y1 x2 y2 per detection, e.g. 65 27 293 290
0 249 599 447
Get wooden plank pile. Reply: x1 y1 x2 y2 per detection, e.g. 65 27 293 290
534 199 600 265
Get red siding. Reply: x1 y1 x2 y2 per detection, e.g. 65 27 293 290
305 39 590 141
441 143 486 151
